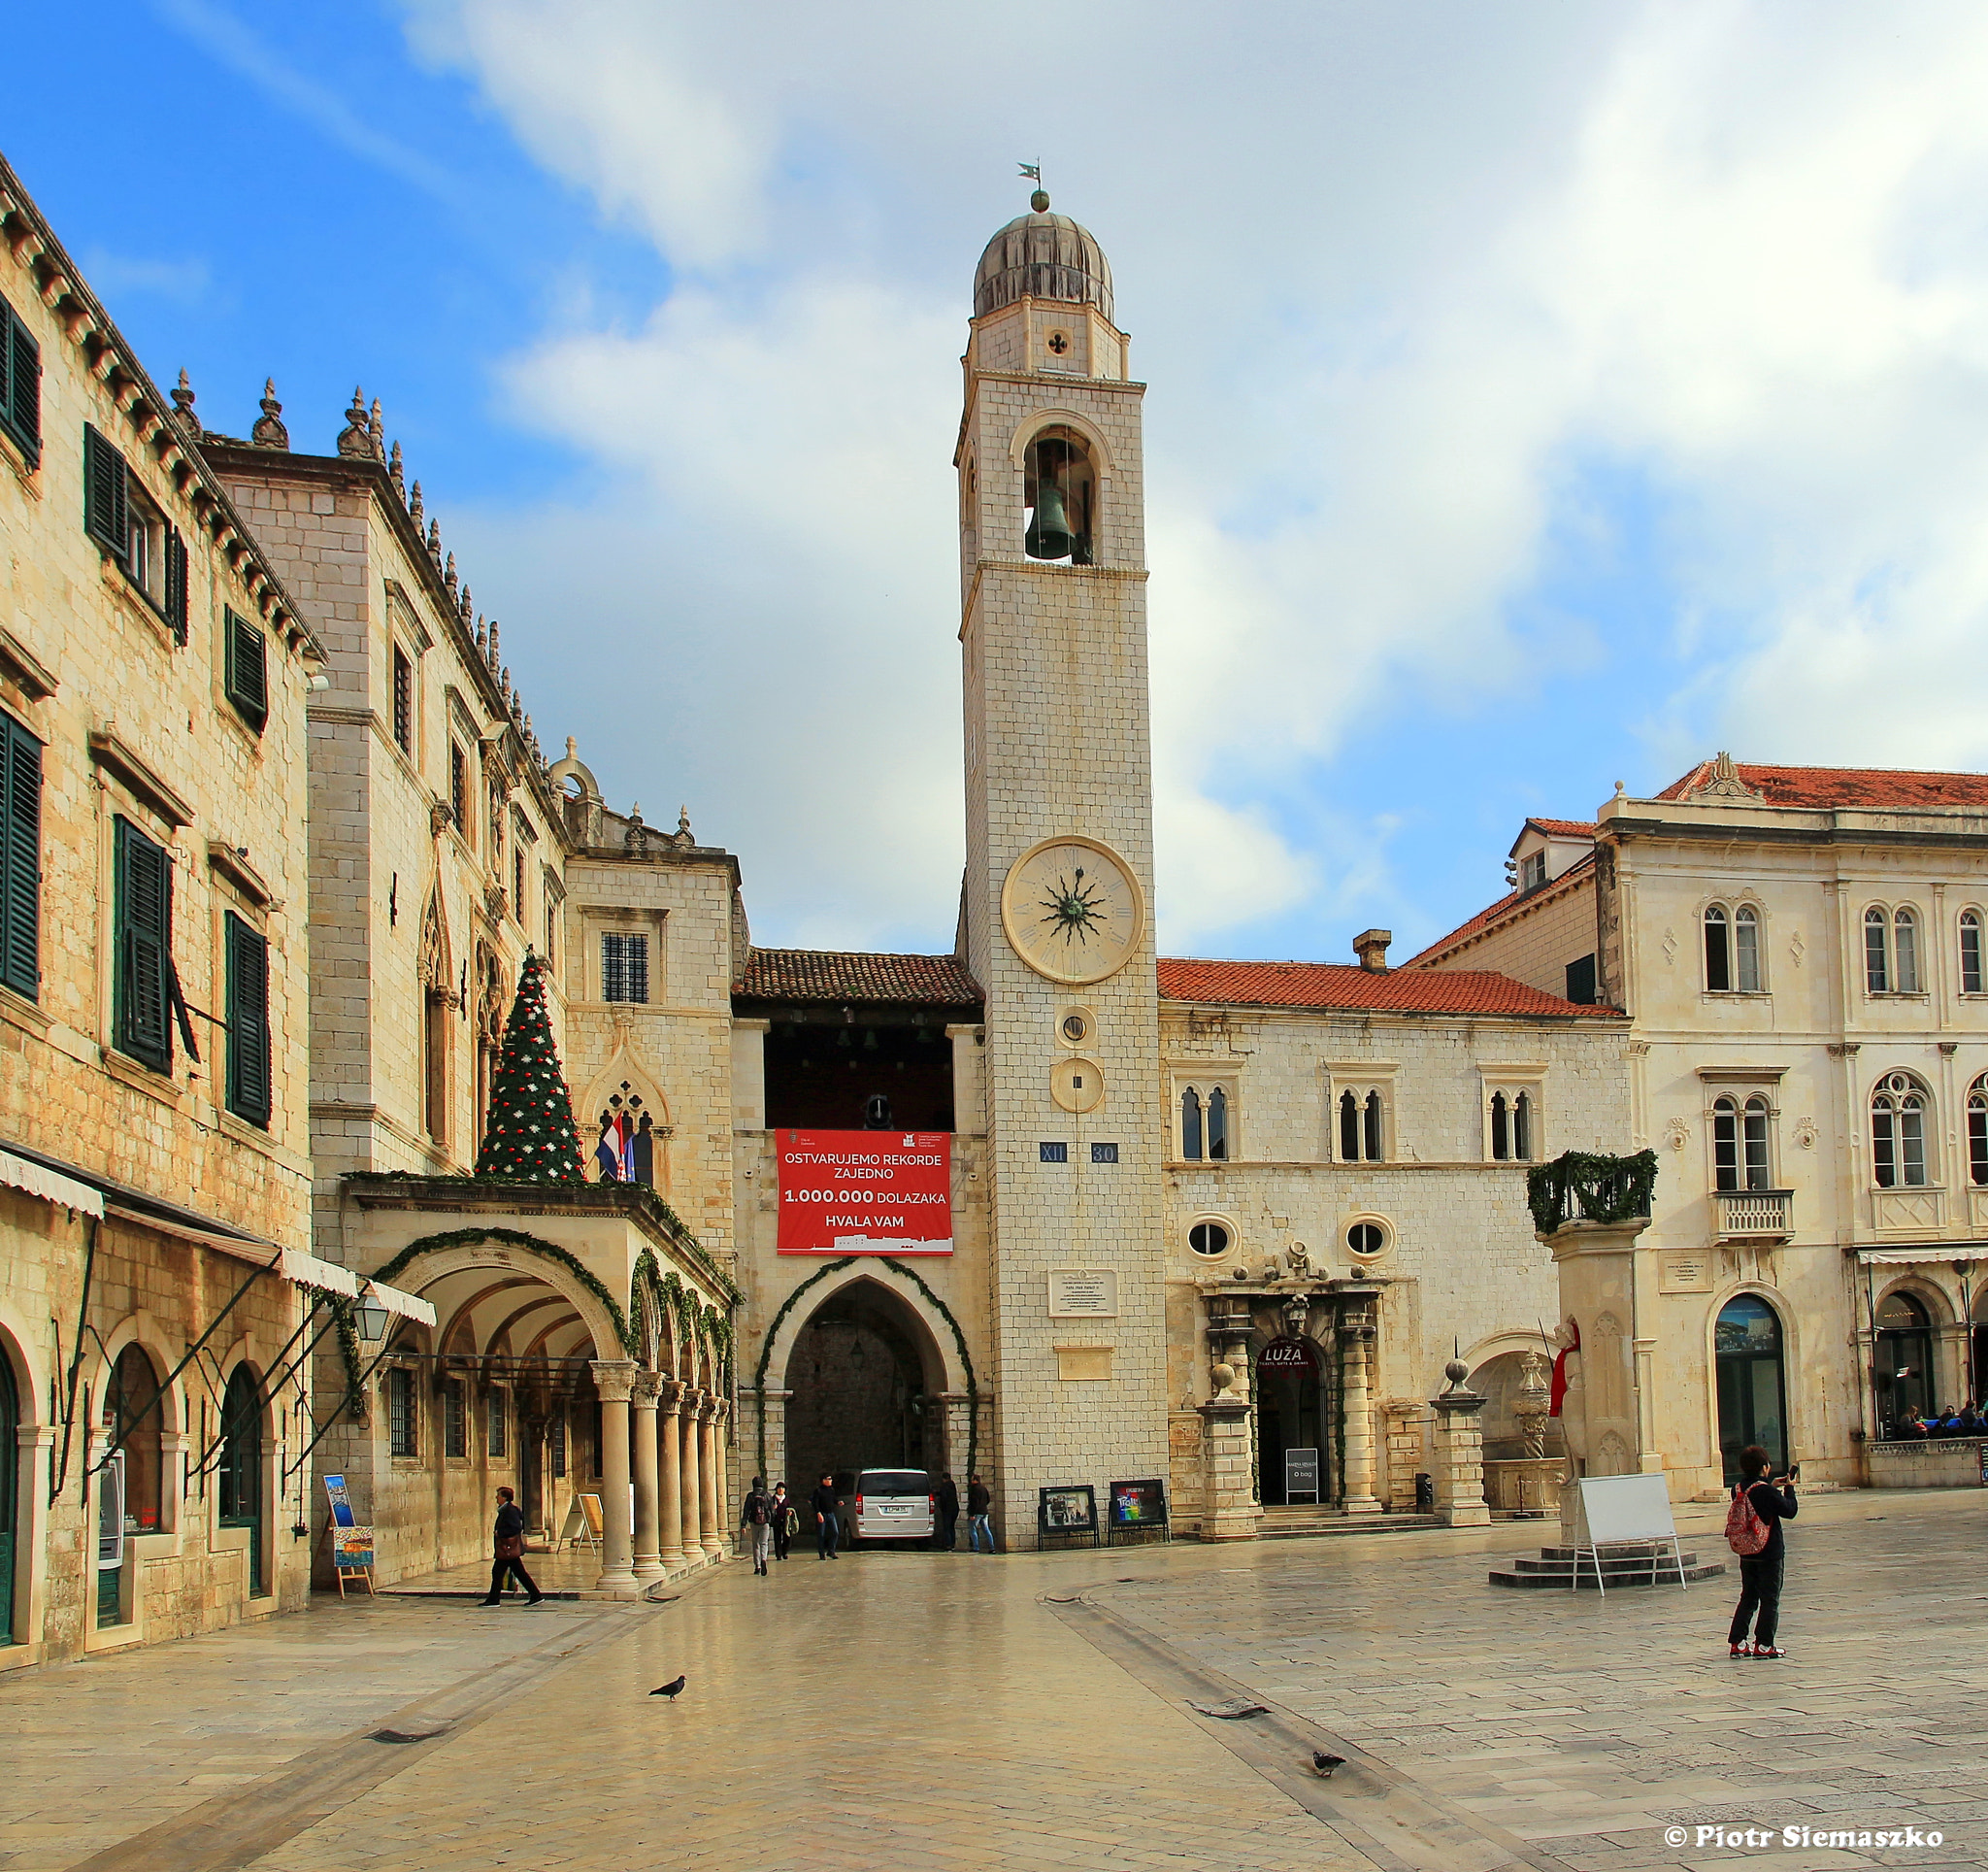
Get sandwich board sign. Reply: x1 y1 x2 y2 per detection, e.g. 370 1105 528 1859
1573 1473 1686 1594
1284 1448 1321 1504
558 1491 605 1554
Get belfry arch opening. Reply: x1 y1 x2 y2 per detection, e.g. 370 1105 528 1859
783 1279 948 1495
1023 426 1095 565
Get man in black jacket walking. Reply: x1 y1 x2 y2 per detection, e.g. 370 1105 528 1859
935 1472 960 1552
811 1473 843 1559
1727 1445 1797 1657
480 1486 544 1606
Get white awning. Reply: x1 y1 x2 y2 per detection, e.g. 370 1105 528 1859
282 1248 358 1297
1856 1246 1988 1266
360 1278 437 1327
0 1147 103 1217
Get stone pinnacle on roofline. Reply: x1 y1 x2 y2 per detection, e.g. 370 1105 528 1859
251 378 288 450
337 385 370 457
171 368 199 434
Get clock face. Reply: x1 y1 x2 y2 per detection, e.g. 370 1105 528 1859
1000 836 1145 985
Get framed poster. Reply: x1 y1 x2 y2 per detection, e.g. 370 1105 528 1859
1108 1479 1168 1527
1283 1449 1321 1503
323 1474 358 1529
775 1130 952 1255
1038 1485 1099 1540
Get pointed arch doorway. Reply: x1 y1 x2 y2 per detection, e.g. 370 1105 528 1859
782 1279 948 1496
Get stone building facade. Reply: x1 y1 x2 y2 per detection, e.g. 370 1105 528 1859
0 156 331 1664
1410 758 1988 1498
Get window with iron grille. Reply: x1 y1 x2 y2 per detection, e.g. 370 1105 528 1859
386 1368 417 1458
392 646 413 753
602 931 648 1004
486 1387 509 1458
449 742 469 837
443 1380 467 1458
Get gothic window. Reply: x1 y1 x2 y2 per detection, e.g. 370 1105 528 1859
1712 1095 1772 1191
1337 1086 1385 1162
1364 1089 1383 1161
1872 1072 1930 1187
1022 426 1095 566
1970 1075 1988 1186
593 1084 657 1186
1180 1086 1203 1161
1488 1087 1538 1161
1340 1089 1359 1161
449 741 469 839
1866 907 1891 993
1207 1086 1229 1160
1963 911 1984 995
602 932 648 1004
1512 1090 1534 1161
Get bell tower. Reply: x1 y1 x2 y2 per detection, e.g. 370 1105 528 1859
956 189 1169 1538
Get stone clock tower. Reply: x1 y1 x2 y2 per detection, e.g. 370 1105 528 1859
956 190 1169 1538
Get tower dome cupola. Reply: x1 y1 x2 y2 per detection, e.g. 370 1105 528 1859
974 190 1114 323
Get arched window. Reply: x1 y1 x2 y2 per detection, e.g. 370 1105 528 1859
1207 1086 1229 1161
1713 1095 1773 1191
1734 905 1762 992
1714 1294 1786 1483
1866 907 1890 993
1490 1091 1510 1161
1894 907 1920 992
1875 1289 1936 1430
1872 1073 1930 1187
1704 904 1730 992
1963 911 1984 996
1022 426 1095 566
1362 1090 1382 1162
109 1345 164 1533
1970 1075 1988 1186
0 1355 16 1644
1337 1088 1382 1162
1180 1086 1203 1161
1339 1089 1359 1162
218 1365 265 1596
1512 1090 1534 1162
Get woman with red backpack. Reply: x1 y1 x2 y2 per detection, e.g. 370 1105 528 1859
1725 1445 1798 1658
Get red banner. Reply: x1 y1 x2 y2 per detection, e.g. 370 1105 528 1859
775 1130 952 1255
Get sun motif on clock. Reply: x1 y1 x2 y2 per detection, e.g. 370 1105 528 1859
1001 836 1145 985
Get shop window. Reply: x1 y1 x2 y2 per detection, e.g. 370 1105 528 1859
1875 1290 1936 1431
1872 1072 1930 1187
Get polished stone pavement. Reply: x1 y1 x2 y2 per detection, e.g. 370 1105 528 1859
2 1490 1982 1870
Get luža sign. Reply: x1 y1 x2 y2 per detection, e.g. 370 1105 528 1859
776 1130 952 1255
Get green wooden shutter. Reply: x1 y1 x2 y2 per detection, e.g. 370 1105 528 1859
224 913 271 1126
0 298 39 470
164 526 188 646
113 818 170 1072
83 425 127 558
0 719 40 1002
224 610 268 731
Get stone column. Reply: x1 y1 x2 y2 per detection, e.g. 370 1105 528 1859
1198 1293 1262 1541
630 1374 663 1584
715 1402 733 1553
678 1390 705 1561
1337 1302 1381 1513
1428 1360 1492 1526
589 1360 640 1596
656 1384 684 1565
698 1401 723 1558
1378 1402 1424 1511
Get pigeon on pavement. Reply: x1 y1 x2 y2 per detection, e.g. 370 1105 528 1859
1312 1752 1346 1778
650 1675 686 1699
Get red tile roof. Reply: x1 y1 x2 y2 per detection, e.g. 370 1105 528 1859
734 949 981 1007
1658 760 1988 811
1157 956 1615 1019
1524 818 1598 840
1401 847 1598 967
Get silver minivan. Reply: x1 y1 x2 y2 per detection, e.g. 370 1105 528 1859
851 1468 935 1547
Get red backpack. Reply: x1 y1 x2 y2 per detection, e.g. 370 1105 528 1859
1725 1482 1770 1556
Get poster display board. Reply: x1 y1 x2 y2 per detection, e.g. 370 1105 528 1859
1978 1442 1988 1486
776 1130 952 1255
322 1474 375 1596
558 1491 606 1553
1574 1474 1686 1594
1283 1449 1321 1503
1038 1485 1100 1546
1107 1479 1170 1544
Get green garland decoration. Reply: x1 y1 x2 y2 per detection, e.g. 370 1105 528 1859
1526 1149 1660 1235
370 1227 637 1356
304 1287 367 1422
630 1250 738 1398
748 1256 978 1488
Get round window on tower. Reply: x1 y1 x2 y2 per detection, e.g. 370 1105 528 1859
1188 1220 1232 1259
1346 1218 1391 1260
1058 1008 1094 1047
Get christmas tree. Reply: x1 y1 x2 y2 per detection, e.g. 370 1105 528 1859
473 951 586 1181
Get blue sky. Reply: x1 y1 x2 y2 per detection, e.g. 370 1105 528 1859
18 4 1988 964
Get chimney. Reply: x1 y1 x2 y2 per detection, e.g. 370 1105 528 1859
1353 928 1392 974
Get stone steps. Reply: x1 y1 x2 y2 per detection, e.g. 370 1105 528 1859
1256 1508 1443 1539
1489 1540 1728 1588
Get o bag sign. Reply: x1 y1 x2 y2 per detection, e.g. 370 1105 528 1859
776 1130 952 1255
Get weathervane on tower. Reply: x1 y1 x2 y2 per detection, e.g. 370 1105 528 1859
1018 160 1048 213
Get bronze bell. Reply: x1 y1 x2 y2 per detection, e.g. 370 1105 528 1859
1026 477 1074 560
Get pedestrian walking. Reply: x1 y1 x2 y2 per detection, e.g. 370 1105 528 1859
1725 1445 1798 1657
935 1471 960 1552
811 1472 843 1559
966 1474 995 1554
770 1481 794 1561
741 1475 776 1576
479 1486 544 1606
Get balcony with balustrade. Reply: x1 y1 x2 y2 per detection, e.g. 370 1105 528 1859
1713 1188 1792 1241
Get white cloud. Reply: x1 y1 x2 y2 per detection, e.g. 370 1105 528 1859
402 0 1988 954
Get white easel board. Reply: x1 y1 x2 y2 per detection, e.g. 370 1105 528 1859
1574 1474 1686 1594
